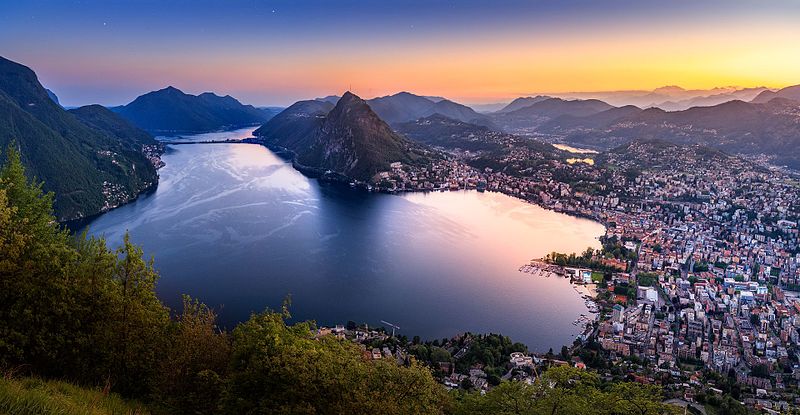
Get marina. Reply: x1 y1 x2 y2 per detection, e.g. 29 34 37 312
518 259 602 338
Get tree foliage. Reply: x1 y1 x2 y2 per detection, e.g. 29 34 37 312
454 366 676 415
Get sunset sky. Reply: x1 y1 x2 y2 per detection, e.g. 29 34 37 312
2 0 800 106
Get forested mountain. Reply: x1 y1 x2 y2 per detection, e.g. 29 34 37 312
113 86 272 133
287 91 432 180
0 56 158 221
253 99 334 150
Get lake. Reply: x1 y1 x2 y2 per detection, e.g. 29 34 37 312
82 139 605 351
155 126 259 143
553 144 599 154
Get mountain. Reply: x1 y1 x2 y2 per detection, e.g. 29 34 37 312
654 87 768 111
495 96 551 113
561 98 800 168
468 102 508 113
257 106 284 120
538 105 642 133
365 92 494 127
259 92 431 181
751 85 800 104
253 99 334 150
0 56 159 221
544 86 769 109
507 98 615 118
113 86 271 133
493 97 615 133
425 99 495 128
366 92 435 124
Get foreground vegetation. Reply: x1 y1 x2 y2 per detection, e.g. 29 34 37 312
1 145 677 414
0 377 148 415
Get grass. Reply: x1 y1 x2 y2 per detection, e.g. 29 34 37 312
0 376 149 415
591 271 604 283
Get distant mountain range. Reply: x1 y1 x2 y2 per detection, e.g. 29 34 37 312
318 92 494 128
495 96 552 114
537 85 770 111
367 92 494 128
112 86 276 133
751 85 800 104
0 56 159 221
540 97 800 168
256 92 433 181
491 97 615 133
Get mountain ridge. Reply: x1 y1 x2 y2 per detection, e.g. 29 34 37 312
0 56 159 220
258 92 432 181
113 86 272 133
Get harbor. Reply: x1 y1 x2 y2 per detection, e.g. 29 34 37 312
518 259 601 340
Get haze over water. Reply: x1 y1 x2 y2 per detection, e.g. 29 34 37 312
82 141 605 351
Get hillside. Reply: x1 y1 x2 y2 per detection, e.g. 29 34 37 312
596 138 732 171
253 99 334 150
297 91 431 180
113 86 271 133
538 105 642 133
395 114 502 152
0 56 159 221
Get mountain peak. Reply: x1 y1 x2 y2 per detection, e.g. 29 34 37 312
339 90 362 103
153 85 185 95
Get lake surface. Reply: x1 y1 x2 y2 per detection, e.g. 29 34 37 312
155 126 258 143
553 144 599 154
82 142 605 351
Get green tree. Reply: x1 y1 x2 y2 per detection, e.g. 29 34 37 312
608 382 675 415
107 234 170 396
0 145 79 375
154 296 231 414
223 306 449 414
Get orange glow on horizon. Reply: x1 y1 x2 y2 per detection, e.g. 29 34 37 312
26 14 800 106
